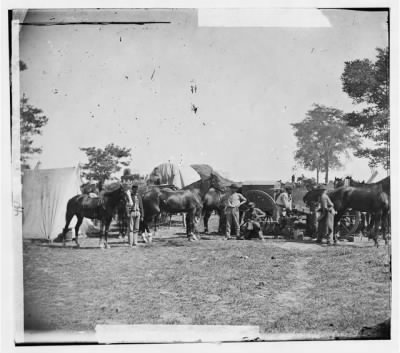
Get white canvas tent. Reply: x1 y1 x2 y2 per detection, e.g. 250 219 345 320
22 166 93 240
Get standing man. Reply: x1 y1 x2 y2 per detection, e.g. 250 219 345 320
225 183 247 240
128 183 145 247
119 168 134 241
317 185 336 245
275 185 293 222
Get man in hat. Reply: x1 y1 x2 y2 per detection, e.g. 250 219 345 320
275 185 293 222
224 183 247 240
121 168 135 184
317 184 336 244
241 202 266 241
127 183 145 247
149 167 162 186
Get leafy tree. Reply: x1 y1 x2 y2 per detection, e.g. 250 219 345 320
20 94 49 170
19 60 49 170
341 47 389 169
292 104 361 184
79 143 132 185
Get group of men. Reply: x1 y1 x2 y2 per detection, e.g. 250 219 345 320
85 167 336 246
224 182 336 245
223 183 266 241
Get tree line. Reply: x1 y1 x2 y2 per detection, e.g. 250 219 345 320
292 47 389 183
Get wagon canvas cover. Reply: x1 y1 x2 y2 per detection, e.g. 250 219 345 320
22 166 90 240
151 162 201 189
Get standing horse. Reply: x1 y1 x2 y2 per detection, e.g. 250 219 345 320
62 183 132 248
333 176 391 235
303 186 389 247
334 176 390 195
202 187 249 235
142 174 224 240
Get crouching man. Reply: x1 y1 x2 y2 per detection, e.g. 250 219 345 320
240 202 266 241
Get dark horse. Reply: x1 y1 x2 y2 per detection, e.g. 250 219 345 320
141 174 224 240
334 176 390 195
202 187 227 234
333 176 391 235
202 187 249 234
62 183 132 248
303 185 389 247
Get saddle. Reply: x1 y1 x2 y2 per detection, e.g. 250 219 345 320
82 195 105 209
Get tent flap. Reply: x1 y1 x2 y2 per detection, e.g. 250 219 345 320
22 167 90 240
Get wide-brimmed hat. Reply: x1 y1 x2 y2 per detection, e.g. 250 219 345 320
317 184 327 190
248 202 256 207
285 185 293 191
230 183 240 189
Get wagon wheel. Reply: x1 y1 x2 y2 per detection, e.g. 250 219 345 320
337 210 361 239
243 190 277 216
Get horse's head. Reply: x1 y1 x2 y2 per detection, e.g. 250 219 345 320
303 189 321 207
334 177 344 189
120 183 133 207
209 173 226 193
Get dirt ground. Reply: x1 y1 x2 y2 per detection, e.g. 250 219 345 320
23 215 391 339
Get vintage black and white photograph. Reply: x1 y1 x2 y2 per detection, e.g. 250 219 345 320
5 4 398 349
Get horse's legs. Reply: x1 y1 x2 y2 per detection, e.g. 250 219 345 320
104 217 112 249
154 214 160 235
118 207 127 239
99 221 105 248
186 212 197 240
203 209 210 234
372 212 380 247
74 216 83 248
185 213 191 237
62 212 75 246
382 209 389 245
333 209 345 239
218 210 225 234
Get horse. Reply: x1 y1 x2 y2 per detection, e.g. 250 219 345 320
141 174 224 241
303 186 389 247
333 176 391 235
334 176 390 195
334 176 365 188
61 182 132 248
202 185 228 234
202 187 249 235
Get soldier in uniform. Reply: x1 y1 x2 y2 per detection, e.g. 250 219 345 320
317 184 336 245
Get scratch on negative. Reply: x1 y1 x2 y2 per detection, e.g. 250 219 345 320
19 21 171 26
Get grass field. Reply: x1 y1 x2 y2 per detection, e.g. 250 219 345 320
23 215 391 339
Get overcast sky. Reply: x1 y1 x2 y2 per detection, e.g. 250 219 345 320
18 8 389 181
